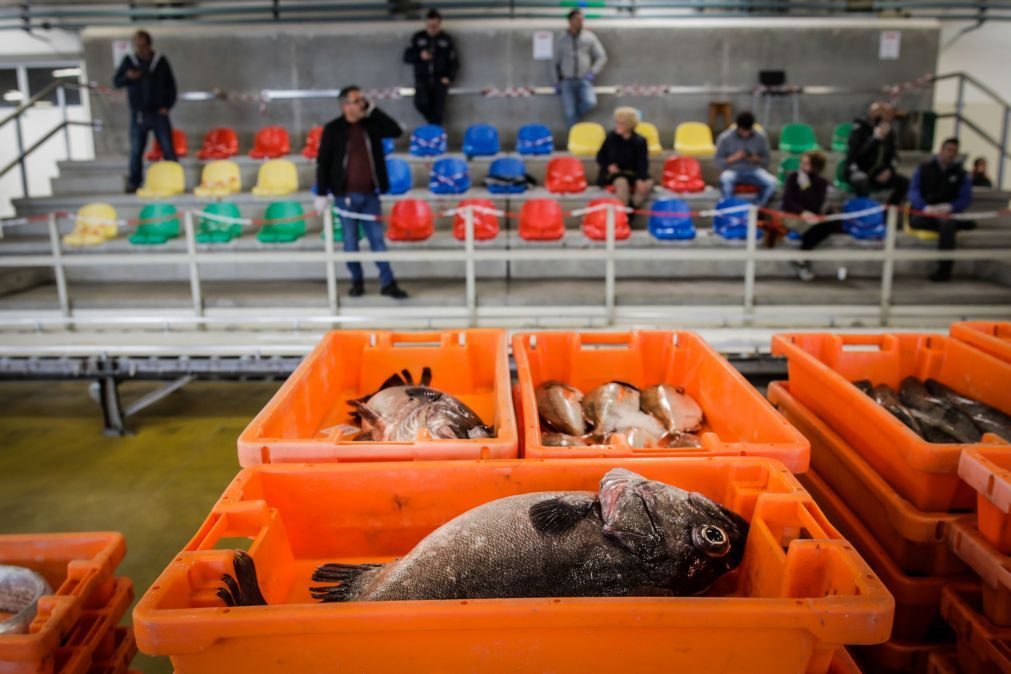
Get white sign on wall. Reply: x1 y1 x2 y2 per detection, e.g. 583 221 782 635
533 31 553 61
112 39 131 68
879 31 901 61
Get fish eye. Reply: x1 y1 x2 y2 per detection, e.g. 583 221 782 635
693 524 731 558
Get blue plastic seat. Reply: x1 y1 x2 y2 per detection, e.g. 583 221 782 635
486 157 527 194
385 158 412 195
648 199 696 241
429 157 470 194
516 124 554 155
713 197 761 240
462 124 500 158
382 137 396 156
842 197 886 240
410 124 447 157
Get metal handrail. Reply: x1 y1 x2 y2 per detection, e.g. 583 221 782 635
0 81 64 131
0 120 99 182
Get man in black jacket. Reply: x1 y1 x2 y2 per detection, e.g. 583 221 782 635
113 30 177 193
314 85 408 299
403 9 459 125
845 101 909 205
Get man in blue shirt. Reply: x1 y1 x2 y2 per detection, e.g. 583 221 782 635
715 112 776 206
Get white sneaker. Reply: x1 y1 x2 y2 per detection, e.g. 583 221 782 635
792 261 815 282
837 266 848 281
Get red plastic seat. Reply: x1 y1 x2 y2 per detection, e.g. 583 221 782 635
145 129 189 161
518 199 565 241
197 128 239 160
301 126 323 160
545 157 587 194
250 126 291 159
662 156 705 193
581 197 630 241
452 198 499 241
388 199 434 242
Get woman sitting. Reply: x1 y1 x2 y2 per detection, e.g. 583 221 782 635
596 107 653 209
781 150 833 281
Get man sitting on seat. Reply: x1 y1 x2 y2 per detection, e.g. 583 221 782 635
596 106 652 209
845 101 909 205
715 112 776 206
909 137 974 283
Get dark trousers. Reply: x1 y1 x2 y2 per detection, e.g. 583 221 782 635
848 169 910 205
800 221 843 251
128 111 176 189
413 82 448 125
910 215 977 274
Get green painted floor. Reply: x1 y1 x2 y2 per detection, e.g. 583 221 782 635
0 380 280 674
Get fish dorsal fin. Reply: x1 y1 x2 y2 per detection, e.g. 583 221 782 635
420 366 433 386
378 372 406 391
529 495 595 535
401 369 414 385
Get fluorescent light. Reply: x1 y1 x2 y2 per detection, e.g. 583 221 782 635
52 67 82 78
3 90 23 102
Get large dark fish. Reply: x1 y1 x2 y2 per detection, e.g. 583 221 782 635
353 387 492 442
899 377 981 443
870 384 923 437
852 379 874 396
925 379 1011 441
218 468 749 605
0 565 51 636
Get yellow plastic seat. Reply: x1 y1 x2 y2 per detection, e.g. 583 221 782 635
634 122 663 156
63 203 118 247
194 160 241 198
567 122 606 157
251 159 299 197
673 122 716 158
136 161 185 199
902 208 939 241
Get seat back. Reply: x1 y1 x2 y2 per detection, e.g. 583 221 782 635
255 159 299 195
777 156 801 185
140 161 185 197
453 198 499 241
516 124 554 155
661 156 704 192
146 128 188 161
199 201 243 233
567 122 606 156
831 122 853 152
199 160 241 194
712 197 753 240
138 202 180 235
582 197 630 241
486 157 527 194
75 202 118 238
389 199 435 241
385 158 413 195
779 123 818 153
462 124 500 157
198 127 240 160
648 198 696 240
301 126 323 159
634 122 663 156
410 124 448 156
251 126 291 158
545 156 587 194
674 122 716 156
834 158 853 192
429 157 470 194
519 198 565 241
842 197 885 239
261 200 307 238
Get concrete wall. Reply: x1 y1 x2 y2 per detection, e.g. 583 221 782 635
82 17 940 158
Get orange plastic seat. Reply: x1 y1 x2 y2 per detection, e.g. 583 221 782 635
662 156 705 193
145 129 188 161
545 157 587 194
197 127 239 160
301 126 323 160
250 126 291 159
582 197 630 241
388 199 434 242
452 198 499 241
519 199 565 241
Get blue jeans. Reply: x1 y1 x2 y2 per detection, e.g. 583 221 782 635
340 192 395 287
719 167 778 206
128 111 176 189
560 78 597 128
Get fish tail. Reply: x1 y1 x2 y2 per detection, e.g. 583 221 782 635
217 550 268 607
310 563 383 603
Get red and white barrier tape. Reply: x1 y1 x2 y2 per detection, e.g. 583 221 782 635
482 87 535 98
613 84 670 97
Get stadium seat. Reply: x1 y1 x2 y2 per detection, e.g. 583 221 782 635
429 157 470 194
712 197 756 240
545 156 587 194
251 159 299 197
779 123 819 154
777 156 801 185
63 203 118 247
388 199 435 241
136 161 185 199
385 157 413 195
145 128 188 161
486 156 527 194
662 156 705 193
519 199 565 241
649 198 696 240
842 196 885 240
462 124 500 158
516 124 554 155
831 122 853 152
635 122 663 156
129 202 179 245
383 137 396 156
250 126 291 159
301 126 323 160
410 124 447 157
567 122 606 156
582 197 630 241
193 160 241 198
453 198 500 241
257 201 306 243
197 202 243 244
834 159 853 192
903 208 940 242
673 122 716 157
197 127 239 160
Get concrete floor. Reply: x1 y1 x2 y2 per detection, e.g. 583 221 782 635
0 379 279 674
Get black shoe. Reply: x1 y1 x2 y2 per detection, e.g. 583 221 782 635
381 282 408 300
125 184 138 195
348 282 364 297
928 267 952 283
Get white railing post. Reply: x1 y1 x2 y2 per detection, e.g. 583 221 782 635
47 212 70 317
605 203 616 324
183 210 203 317
880 205 898 326
322 204 338 315
743 204 758 322
464 204 477 325
58 85 72 160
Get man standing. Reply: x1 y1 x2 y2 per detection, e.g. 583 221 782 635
715 112 777 206
554 9 607 128
315 86 408 299
403 8 459 125
845 101 909 205
113 30 177 194
909 137 975 283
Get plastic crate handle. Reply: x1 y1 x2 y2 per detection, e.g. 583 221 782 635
576 332 635 349
382 332 457 348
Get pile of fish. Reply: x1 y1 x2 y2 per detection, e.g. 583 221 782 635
346 367 493 442
535 380 705 449
0 565 51 635
855 377 1011 443
217 468 749 605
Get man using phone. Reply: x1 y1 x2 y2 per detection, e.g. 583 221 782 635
403 8 459 125
844 101 909 205
315 85 408 299
715 112 777 205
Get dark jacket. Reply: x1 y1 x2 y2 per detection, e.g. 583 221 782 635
316 107 403 197
113 52 177 114
781 171 828 215
596 131 649 186
909 158 972 213
846 117 899 177
403 30 459 85
972 173 993 188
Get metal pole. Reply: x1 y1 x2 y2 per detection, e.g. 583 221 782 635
57 85 71 160
47 212 70 317
14 115 27 197
605 203 616 325
999 106 1009 191
743 205 757 321
464 205 477 325
954 75 965 139
182 210 203 316
880 205 898 326
323 204 338 315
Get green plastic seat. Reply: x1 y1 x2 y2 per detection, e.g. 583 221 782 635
129 202 179 245
257 200 306 243
197 202 243 244
777 156 801 185
778 123 819 154
834 159 853 192
320 205 344 242
831 122 853 153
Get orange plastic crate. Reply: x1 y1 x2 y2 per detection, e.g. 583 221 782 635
829 650 863 673
772 332 1011 511
514 331 810 469
925 652 962 674
959 447 1011 555
238 330 517 465
86 626 136 674
951 321 1011 365
947 518 1011 628
134 458 892 674
770 382 966 576
51 578 133 674
940 585 1011 674
852 640 955 674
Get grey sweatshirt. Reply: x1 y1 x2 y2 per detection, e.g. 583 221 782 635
554 29 608 80
715 128 771 171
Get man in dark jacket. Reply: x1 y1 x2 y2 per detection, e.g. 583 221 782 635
403 9 458 125
909 137 975 283
315 85 407 299
845 101 909 205
113 30 177 193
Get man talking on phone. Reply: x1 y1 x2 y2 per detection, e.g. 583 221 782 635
315 85 408 299
844 101 909 205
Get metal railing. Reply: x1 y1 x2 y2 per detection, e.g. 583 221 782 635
935 72 1011 190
